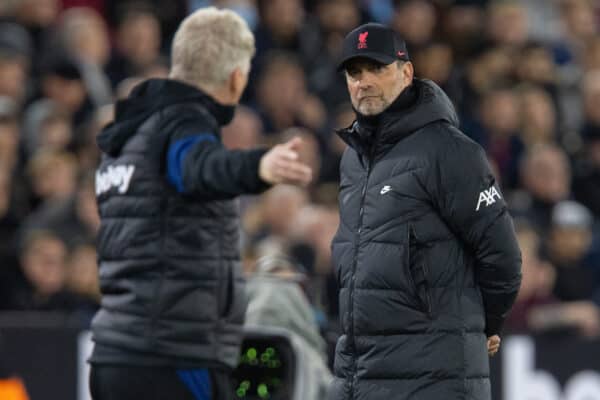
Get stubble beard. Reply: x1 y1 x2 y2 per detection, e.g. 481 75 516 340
355 96 389 116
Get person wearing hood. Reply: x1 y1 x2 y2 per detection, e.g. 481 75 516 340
329 23 522 400
88 7 312 400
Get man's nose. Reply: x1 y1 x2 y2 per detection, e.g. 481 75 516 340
356 74 374 90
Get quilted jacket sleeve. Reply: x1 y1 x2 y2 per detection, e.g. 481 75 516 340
429 127 522 336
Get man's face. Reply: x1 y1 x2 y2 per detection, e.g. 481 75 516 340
345 58 412 116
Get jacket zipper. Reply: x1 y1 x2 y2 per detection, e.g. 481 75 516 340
349 157 372 399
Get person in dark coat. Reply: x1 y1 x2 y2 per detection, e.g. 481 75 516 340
330 23 522 400
88 7 312 400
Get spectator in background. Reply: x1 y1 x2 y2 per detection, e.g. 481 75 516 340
456 44 514 124
439 1 486 63
557 0 598 64
553 0 600 134
515 42 558 89
254 0 307 64
255 51 327 134
0 39 29 105
26 150 78 208
580 70 600 141
289 204 339 320
56 7 113 107
305 0 361 111
245 255 332 400
4 230 87 313
66 244 100 305
412 41 462 106
0 167 22 309
545 200 597 302
0 97 20 172
572 120 600 219
22 99 73 159
486 0 529 51
583 37 600 72
11 0 60 72
515 42 561 124
247 184 309 240
506 220 600 337
476 87 525 187
74 104 114 172
505 222 557 333
518 84 558 148
105 4 162 88
513 144 571 232
318 102 352 183
0 100 28 309
392 0 437 51
221 105 265 150
39 58 92 126
21 172 99 249
57 7 110 69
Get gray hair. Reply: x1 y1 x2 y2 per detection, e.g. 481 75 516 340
170 7 255 89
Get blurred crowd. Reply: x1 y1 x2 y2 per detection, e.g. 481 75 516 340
0 0 599 366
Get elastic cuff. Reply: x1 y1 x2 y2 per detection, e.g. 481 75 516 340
485 315 505 337
244 148 271 192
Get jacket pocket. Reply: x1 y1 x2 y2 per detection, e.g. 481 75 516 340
408 225 433 318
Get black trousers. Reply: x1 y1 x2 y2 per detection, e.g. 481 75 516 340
89 365 232 400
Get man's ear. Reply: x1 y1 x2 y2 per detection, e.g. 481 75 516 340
402 61 414 85
229 67 248 103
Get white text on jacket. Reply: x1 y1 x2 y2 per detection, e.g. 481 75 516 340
476 186 501 211
96 165 136 195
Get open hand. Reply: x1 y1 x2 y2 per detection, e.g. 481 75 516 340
259 137 313 186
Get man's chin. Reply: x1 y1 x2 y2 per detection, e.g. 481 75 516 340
356 98 387 116
357 105 384 116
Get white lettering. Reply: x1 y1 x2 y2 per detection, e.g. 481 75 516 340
119 165 135 193
476 186 501 211
564 372 600 400
504 336 600 400
95 164 136 195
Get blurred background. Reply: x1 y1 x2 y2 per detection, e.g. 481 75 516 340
0 0 599 399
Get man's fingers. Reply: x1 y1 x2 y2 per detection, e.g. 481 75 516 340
283 137 303 152
277 148 299 161
487 335 501 356
274 160 312 184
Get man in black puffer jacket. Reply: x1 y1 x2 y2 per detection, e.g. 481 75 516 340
89 8 312 400
330 23 522 400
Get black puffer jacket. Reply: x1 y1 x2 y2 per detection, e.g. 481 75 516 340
90 79 268 369
330 79 522 400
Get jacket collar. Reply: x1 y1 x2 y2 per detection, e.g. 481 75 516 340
336 79 460 160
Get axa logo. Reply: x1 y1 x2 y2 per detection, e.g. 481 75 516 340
358 31 368 49
476 186 501 211
380 185 392 195
96 164 136 195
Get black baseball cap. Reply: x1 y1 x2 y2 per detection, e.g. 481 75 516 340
337 23 409 71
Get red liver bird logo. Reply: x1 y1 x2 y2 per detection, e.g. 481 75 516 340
358 31 368 49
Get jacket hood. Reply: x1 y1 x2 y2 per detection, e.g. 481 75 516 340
337 78 459 157
97 79 235 157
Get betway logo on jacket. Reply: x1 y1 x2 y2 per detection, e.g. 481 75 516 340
96 165 136 195
476 186 501 211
